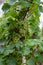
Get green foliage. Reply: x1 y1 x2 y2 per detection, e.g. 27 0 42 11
0 0 43 65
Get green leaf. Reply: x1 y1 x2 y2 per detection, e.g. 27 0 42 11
18 1 31 8
34 51 40 57
25 39 41 46
2 3 10 13
22 46 30 55
3 43 15 55
36 0 40 4
39 6 43 12
37 54 43 62
7 9 18 17
0 46 5 54
6 56 16 65
0 56 4 65
38 44 43 52
12 1 31 9
27 57 35 65
15 41 22 50
8 0 17 5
